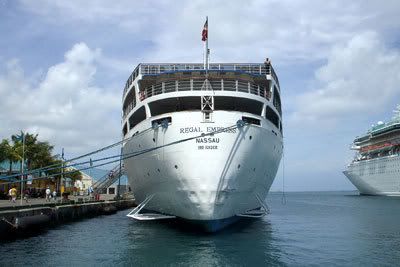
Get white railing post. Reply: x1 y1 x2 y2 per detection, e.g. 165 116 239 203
221 79 224 91
190 79 193 91
162 82 165 93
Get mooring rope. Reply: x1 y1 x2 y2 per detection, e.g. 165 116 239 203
281 145 287 205
0 125 155 181
0 122 245 185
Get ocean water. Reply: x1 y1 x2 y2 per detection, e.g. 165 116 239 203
1 191 400 266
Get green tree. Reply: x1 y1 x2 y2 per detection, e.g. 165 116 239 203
23 133 56 171
1 132 82 181
0 139 10 163
0 138 21 174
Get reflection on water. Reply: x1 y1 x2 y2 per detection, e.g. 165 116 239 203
123 218 283 266
2 192 400 266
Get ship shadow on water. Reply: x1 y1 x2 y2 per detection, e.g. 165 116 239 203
173 217 258 235
125 217 285 266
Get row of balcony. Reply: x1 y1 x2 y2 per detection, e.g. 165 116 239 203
122 78 271 119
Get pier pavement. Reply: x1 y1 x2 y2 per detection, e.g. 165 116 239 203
0 194 117 208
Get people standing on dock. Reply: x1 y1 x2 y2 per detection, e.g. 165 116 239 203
8 188 12 202
24 189 30 203
88 186 94 199
52 190 57 202
10 187 17 203
45 187 51 202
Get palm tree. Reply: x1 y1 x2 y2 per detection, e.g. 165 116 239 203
0 139 9 163
1 132 82 188
0 139 20 175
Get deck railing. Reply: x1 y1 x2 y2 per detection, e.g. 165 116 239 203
123 78 271 119
123 63 280 98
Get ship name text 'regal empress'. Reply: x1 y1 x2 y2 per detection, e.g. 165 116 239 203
179 126 236 134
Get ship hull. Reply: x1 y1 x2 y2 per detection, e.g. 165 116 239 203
123 110 282 229
344 154 400 196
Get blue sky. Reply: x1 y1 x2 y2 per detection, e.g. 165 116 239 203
1 0 400 191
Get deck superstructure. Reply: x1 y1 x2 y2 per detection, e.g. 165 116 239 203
122 59 283 231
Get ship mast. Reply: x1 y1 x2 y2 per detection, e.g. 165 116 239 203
201 16 213 121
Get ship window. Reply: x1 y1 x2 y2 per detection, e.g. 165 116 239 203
265 106 279 128
123 123 128 136
129 106 146 130
214 96 263 116
242 116 261 126
152 117 172 126
123 86 136 117
149 97 201 116
273 86 282 116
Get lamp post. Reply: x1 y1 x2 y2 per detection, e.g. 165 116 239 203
20 133 25 205
61 148 64 197
117 146 122 199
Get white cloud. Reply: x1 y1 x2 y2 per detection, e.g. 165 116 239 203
18 0 400 66
289 31 400 125
0 43 121 155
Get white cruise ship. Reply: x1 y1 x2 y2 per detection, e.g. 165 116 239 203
344 105 400 196
121 59 283 231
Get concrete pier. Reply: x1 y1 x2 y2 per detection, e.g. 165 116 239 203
0 199 136 239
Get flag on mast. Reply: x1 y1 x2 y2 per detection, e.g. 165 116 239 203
202 18 208 41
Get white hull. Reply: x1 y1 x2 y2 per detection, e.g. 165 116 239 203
123 110 283 221
344 154 400 196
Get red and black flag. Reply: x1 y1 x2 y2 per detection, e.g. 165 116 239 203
202 18 208 41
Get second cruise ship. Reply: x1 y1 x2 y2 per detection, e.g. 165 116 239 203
344 105 400 196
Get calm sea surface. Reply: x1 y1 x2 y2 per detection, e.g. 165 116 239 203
1 191 400 266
